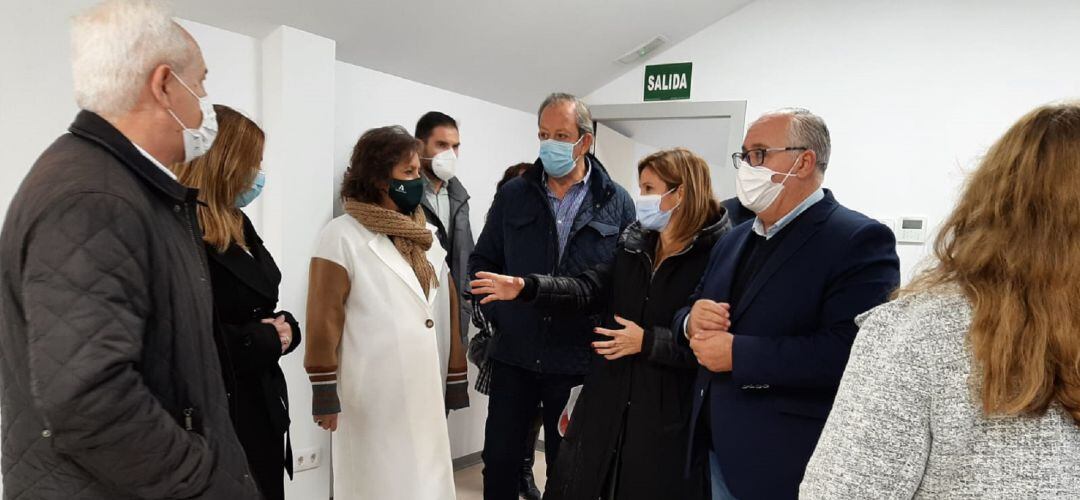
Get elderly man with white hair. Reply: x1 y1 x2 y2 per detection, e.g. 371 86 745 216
0 0 259 498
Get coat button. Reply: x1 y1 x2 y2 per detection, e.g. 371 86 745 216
41 429 52 438
425 319 434 328
173 205 181 213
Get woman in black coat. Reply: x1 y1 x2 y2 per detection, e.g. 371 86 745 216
472 148 731 500
174 105 300 500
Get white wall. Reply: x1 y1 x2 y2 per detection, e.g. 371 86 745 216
334 61 539 459
587 0 1080 281
0 4 323 497
177 19 264 229
0 5 260 225
0 0 92 223
334 62 539 234
594 123 642 192
260 25 338 500
0 1 542 490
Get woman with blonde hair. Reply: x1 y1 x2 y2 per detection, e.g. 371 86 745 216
173 104 300 500
800 102 1080 499
472 148 731 499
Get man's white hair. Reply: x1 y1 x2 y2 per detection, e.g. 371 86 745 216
71 0 195 117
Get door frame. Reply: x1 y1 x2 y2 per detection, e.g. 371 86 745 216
589 100 747 165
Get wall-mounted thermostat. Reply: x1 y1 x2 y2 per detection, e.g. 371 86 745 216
897 216 927 244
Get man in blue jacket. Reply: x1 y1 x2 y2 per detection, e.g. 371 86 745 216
675 108 900 500
469 93 635 499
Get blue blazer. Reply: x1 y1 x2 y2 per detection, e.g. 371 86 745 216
673 190 900 500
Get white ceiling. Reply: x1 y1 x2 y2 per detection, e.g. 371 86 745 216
174 0 753 112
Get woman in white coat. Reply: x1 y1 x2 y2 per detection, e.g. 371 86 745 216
304 125 460 499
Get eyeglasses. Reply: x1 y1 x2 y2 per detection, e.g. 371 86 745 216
731 147 807 169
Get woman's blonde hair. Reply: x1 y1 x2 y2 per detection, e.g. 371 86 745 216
900 102 1080 424
173 105 264 252
637 148 722 244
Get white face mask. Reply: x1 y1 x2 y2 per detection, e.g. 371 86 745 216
166 72 217 163
735 156 799 213
427 148 457 181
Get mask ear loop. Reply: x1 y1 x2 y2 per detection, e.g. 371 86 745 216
570 134 587 165
661 187 682 213
779 151 805 185
165 68 203 130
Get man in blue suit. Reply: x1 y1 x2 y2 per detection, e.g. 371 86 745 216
674 108 900 500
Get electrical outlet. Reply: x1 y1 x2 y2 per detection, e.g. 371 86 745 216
294 447 322 472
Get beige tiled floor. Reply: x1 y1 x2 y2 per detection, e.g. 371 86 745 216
454 450 547 500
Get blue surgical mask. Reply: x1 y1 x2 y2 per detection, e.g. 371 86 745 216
635 188 679 231
538 136 584 178
235 171 265 208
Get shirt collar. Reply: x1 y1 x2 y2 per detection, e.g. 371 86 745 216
752 187 824 239
422 171 442 194
132 143 178 181
544 157 592 196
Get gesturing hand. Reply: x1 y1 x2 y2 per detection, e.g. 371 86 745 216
469 271 525 304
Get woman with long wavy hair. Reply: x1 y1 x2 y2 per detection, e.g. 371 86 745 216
174 105 300 500
800 102 1080 499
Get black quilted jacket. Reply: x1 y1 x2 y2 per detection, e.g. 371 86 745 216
0 111 259 499
468 155 636 375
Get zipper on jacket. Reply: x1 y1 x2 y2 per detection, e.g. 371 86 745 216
178 201 213 291
183 408 194 431
531 181 562 273
627 237 699 320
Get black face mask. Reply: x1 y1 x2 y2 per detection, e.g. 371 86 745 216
388 178 424 214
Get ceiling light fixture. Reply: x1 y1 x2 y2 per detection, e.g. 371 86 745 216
616 35 668 64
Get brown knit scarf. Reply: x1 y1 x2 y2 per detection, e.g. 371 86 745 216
344 199 439 297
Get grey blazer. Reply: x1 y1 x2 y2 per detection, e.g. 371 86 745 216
800 289 1080 499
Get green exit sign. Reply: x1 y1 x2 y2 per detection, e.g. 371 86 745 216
644 62 692 101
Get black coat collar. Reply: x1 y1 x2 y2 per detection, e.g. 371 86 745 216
68 110 197 204
622 209 732 259
206 214 279 302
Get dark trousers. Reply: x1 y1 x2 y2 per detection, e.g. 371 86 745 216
234 392 285 500
483 360 583 500
522 411 543 471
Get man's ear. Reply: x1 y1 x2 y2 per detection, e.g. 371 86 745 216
580 132 594 155
798 149 819 178
148 64 175 110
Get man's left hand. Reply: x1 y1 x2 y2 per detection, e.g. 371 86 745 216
690 330 734 372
